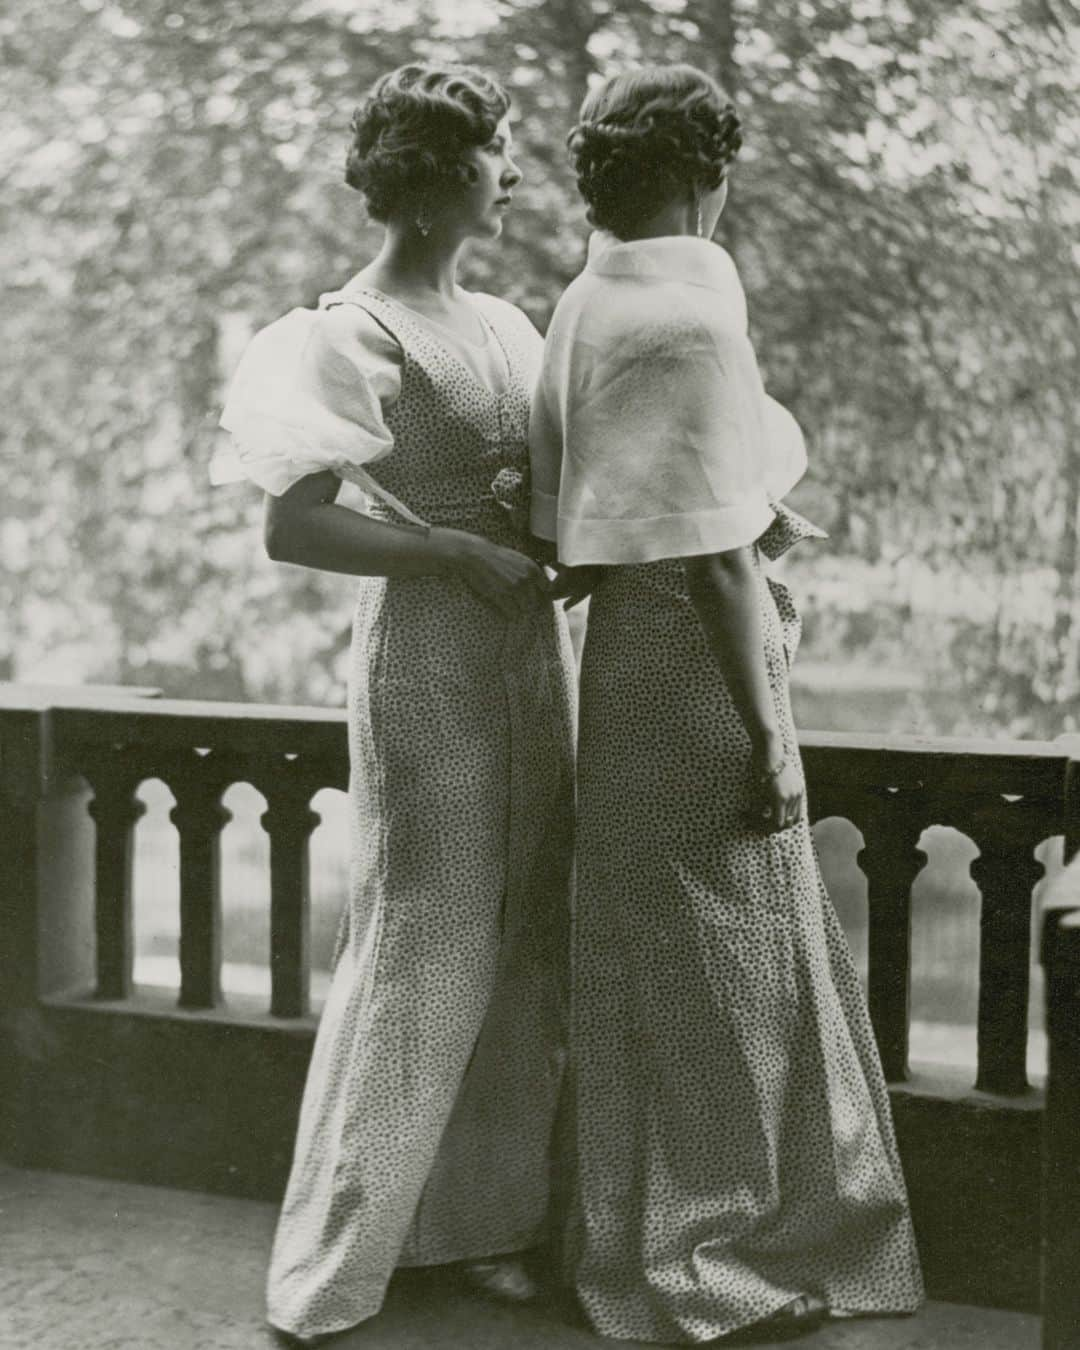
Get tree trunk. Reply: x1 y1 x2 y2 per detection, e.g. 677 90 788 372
695 0 738 94
1054 426 1080 696
690 0 739 255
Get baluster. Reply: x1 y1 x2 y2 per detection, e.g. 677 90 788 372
1041 898 1080 1349
86 765 146 1000
855 789 927 1082
170 762 230 1009
1063 750 1080 865
261 770 320 1018
968 800 1044 1096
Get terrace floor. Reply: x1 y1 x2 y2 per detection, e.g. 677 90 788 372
0 1165 1040 1350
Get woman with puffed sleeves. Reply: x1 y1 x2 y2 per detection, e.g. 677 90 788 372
531 64 923 1344
216 64 576 1343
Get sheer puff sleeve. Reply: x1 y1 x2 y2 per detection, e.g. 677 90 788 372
213 302 401 496
531 238 820 567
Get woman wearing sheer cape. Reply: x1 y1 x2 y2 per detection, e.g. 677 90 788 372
531 64 924 1345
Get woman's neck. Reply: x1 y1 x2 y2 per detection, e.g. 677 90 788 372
362 224 467 301
618 200 697 243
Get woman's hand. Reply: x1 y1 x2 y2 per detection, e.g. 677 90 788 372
750 753 804 834
687 548 804 837
550 563 603 610
435 527 552 620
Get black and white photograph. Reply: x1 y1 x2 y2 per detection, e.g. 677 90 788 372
2 2 1079 1348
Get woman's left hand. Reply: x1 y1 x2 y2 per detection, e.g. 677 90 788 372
750 756 804 834
550 564 603 610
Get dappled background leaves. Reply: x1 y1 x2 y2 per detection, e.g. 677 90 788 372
3 0 1079 734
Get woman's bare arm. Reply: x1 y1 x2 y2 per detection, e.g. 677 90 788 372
265 470 443 577
264 470 550 621
685 547 803 831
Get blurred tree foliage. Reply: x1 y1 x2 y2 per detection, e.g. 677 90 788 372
2 0 1078 733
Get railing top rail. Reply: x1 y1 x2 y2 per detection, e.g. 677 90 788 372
0 690 346 761
47 700 349 758
44 694 348 725
0 685 1073 794
799 729 1066 760
0 683 162 709
801 730 1069 798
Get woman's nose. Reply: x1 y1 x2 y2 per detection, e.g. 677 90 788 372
503 160 522 189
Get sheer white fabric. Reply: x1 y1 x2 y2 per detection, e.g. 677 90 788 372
530 232 808 565
214 289 514 501
214 303 400 496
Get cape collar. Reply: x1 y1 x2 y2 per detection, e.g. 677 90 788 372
585 230 738 293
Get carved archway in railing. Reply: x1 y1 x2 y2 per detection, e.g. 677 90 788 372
810 814 869 983
218 781 271 1007
131 775 180 995
804 746 1062 1095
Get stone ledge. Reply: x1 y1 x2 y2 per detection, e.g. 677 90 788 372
0 1164 1041 1350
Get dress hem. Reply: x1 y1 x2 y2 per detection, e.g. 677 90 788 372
579 1292 924 1347
269 1234 547 1342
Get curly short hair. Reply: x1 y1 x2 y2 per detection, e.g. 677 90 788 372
568 65 742 239
345 63 511 221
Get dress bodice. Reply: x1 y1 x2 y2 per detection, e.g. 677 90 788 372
322 288 538 555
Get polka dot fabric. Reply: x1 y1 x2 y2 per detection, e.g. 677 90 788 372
569 547 924 1343
266 290 576 1342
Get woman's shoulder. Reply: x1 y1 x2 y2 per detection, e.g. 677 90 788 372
468 289 524 318
553 268 720 347
312 295 405 367
703 240 740 276
469 290 543 341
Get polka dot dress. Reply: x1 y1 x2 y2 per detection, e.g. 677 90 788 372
569 535 924 1343
266 290 576 1342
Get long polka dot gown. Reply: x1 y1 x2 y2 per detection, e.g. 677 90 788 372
266 291 576 1342
569 513 924 1342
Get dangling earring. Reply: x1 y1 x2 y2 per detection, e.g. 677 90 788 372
695 198 704 238
416 206 432 237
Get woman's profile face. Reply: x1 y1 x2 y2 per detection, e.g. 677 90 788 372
450 116 522 241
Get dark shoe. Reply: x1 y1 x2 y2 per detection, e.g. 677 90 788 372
458 1257 541 1305
720 1295 828 1344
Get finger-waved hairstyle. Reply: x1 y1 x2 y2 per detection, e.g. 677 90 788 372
345 63 510 220
568 64 742 239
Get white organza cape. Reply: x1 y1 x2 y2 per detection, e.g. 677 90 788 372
530 232 810 566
